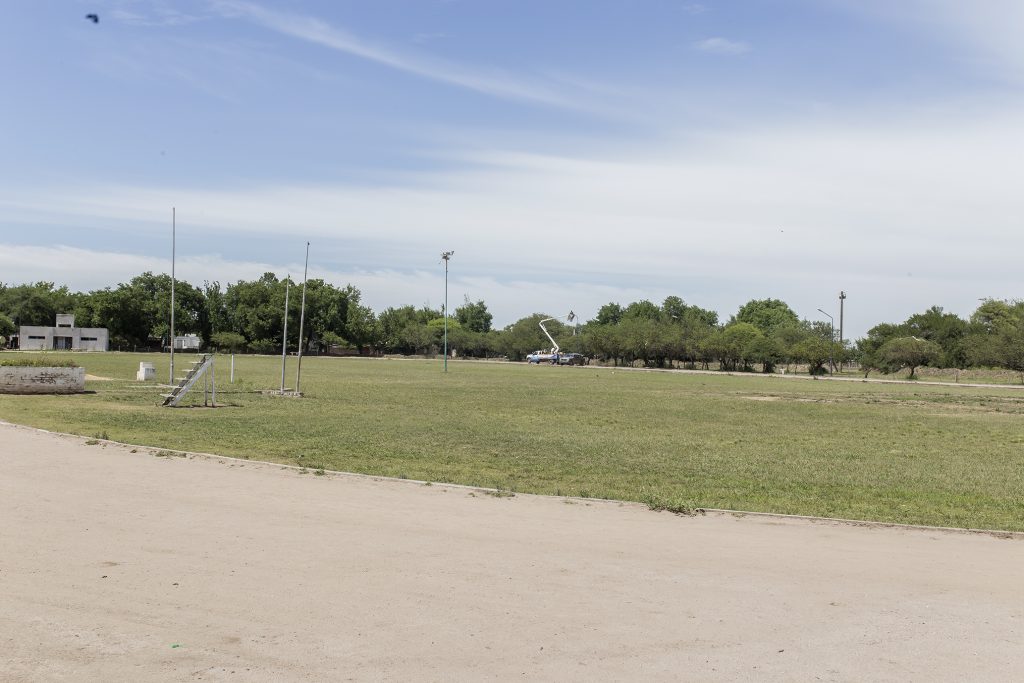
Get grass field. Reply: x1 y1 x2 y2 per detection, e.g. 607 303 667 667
2 351 1023 530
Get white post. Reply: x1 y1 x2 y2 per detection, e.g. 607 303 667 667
211 357 216 408
230 354 235 383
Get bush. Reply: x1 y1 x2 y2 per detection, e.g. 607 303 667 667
0 358 79 368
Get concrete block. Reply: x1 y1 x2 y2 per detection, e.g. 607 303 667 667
137 362 156 381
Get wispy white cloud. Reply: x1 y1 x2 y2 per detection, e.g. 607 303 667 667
209 0 591 109
840 0 1024 82
4 103 1023 335
692 37 751 55
110 0 206 27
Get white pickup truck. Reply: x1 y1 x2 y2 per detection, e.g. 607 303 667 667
526 349 559 364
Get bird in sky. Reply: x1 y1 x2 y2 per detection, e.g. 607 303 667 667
85 14 99 24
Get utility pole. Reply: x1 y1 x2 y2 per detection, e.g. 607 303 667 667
169 207 176 385
441 251 454 372
838 291 846 370
295 242 310 394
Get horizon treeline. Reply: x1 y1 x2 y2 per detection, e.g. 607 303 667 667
1 273 1022 379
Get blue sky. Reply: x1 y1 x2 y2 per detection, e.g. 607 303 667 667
2 1 1023 337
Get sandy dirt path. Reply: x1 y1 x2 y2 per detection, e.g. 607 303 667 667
2 422 1022 682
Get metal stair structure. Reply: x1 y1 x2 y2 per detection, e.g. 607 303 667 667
161 354 215 407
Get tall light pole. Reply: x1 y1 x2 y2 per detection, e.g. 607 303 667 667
169 207 176 385
817 308 834 376
441 251 454 372
838 291 846 370
295 242 310 394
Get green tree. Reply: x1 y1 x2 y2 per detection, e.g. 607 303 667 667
584 323 624 366
904 305 968 368
455 298 493 333
90 272 204 347
877 336 941 378
594 302 624 326
400 322 437 356
622 299 662 321
661 296 688 321
0 311 15 342
731 298 800 336
345 302 380 351
719 322 765 371
793 336 832 375
210 331 246 352
856 323 905 377
970 299 1023 334
0 282 79 326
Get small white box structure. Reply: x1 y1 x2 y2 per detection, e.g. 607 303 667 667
173 334 203 351
137 362 156 381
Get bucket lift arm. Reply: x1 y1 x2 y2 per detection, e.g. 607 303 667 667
538 311 576 353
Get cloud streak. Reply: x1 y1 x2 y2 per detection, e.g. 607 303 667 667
692 37 751 55
210 0 590 109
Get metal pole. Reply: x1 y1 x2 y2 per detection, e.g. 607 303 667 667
280 277 290 393
440 251 454 372
444 258 448 372
296 242 310 394
169 207 176 384
829 319 834 375
817 308 834 376
230 353 235 383
838 291 846 370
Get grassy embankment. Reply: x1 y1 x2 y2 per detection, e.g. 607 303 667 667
1 351 1022 530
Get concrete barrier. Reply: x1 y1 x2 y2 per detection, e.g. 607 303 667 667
136 362 155 381
0 366 86 394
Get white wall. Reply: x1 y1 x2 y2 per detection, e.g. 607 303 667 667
0 366 85 394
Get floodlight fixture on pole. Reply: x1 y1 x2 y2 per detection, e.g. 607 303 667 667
817 308 835 376
169 207 176 385
280 276 290 393
295 242 310 394
838 291 847 370
441 251 454 373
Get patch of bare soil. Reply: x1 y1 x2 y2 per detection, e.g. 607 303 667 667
2 422 1022 681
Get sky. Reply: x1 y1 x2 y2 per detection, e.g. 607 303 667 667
2 0 1023 338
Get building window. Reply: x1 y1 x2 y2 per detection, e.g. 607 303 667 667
80 337 98 341
28 335 45 340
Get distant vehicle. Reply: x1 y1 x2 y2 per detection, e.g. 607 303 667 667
527 350 558 364
557 353 586 366
526 311 577 365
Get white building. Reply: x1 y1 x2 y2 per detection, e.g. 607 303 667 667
173 334 203 351
19 314 109 352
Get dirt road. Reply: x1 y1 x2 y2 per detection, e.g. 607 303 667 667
2 421 1022 681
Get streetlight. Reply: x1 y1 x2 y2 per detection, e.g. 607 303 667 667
441 251 454 372
838 291 846 370
169 207 176 385
817 308 834 376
